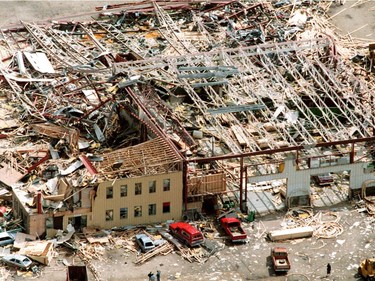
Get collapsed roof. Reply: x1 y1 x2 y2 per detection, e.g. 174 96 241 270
0 0 373 189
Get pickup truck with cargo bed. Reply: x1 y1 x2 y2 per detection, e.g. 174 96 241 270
219 217 247 243
271 247 291 273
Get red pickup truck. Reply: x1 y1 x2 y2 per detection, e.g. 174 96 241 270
271 247 291 273
169 222 204 247
220 217 247 243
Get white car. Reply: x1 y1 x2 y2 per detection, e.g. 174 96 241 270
135 233 155 252
0 231 15 247
2 254 33 269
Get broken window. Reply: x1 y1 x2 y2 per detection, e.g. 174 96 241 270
120 185 127 197
163 202 171 213
134 206 142 217
135 183 142 195
149 204 156 216
149 180 156 193
120 207 128 219
106 186 113 199
163 179 170 191
106 210 113 221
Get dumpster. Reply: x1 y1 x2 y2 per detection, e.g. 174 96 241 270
247 210 255 222
67 266 88 281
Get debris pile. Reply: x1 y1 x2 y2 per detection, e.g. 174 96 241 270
0 0 373 181
0 0 373 279
278 208 344 239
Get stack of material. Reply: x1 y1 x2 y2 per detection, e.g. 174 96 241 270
134 242 174 264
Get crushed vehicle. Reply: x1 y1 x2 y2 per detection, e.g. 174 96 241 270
271 247 291 273
135 233 156 253
169 222 204 247
314 173 334 186
1 254 33 270
219 217 247 243
358 257 375 280
0 231 16 247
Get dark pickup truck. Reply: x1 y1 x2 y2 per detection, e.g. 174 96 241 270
220 217 247 243
271 247 291 273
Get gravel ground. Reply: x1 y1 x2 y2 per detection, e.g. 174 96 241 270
5 201 370 281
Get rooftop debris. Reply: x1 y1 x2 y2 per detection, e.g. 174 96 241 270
0 0 373 168
272 207 344 240
0 0 372 218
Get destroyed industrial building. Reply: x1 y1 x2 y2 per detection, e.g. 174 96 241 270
0 0 373 249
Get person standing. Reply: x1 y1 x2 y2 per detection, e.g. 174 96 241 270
148 272 154 281
327 263 331 276
156 270 161 281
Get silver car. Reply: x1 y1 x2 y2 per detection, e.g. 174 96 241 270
2 254 33 269
0 231 15 247
135 233 155 252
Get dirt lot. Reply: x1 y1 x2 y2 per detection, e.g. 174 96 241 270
3 201 371 281
91 202 374 281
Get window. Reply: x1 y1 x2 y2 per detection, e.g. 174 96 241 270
149 180 156 193
105 210 113 221
106 186 113 199
120 208 128 219
149 204 156 216
163 202 170 213
134 206 142 217
163 179 170 191
135 183 142 195
120 185 127 197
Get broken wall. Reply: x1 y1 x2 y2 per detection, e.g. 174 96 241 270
27 213 47 238
187 172 226 195
13 191 46 236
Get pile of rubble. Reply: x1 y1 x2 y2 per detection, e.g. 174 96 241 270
0 0 373 279
0 0 372 183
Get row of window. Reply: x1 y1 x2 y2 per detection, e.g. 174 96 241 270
105 202 171 221
106 179 171 199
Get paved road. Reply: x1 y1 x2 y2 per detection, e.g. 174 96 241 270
329 0 375 41
0 1 113 28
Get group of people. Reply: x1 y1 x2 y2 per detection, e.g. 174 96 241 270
148 270 161 281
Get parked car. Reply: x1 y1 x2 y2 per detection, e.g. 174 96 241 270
135 233 155 252
169 222 204 247
0 231 16 247
271 247 291 273
219 217 247 243
2 254 33 269
314 173 334 186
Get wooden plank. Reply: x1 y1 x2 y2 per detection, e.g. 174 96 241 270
231 125 247 146
268 226 314 241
